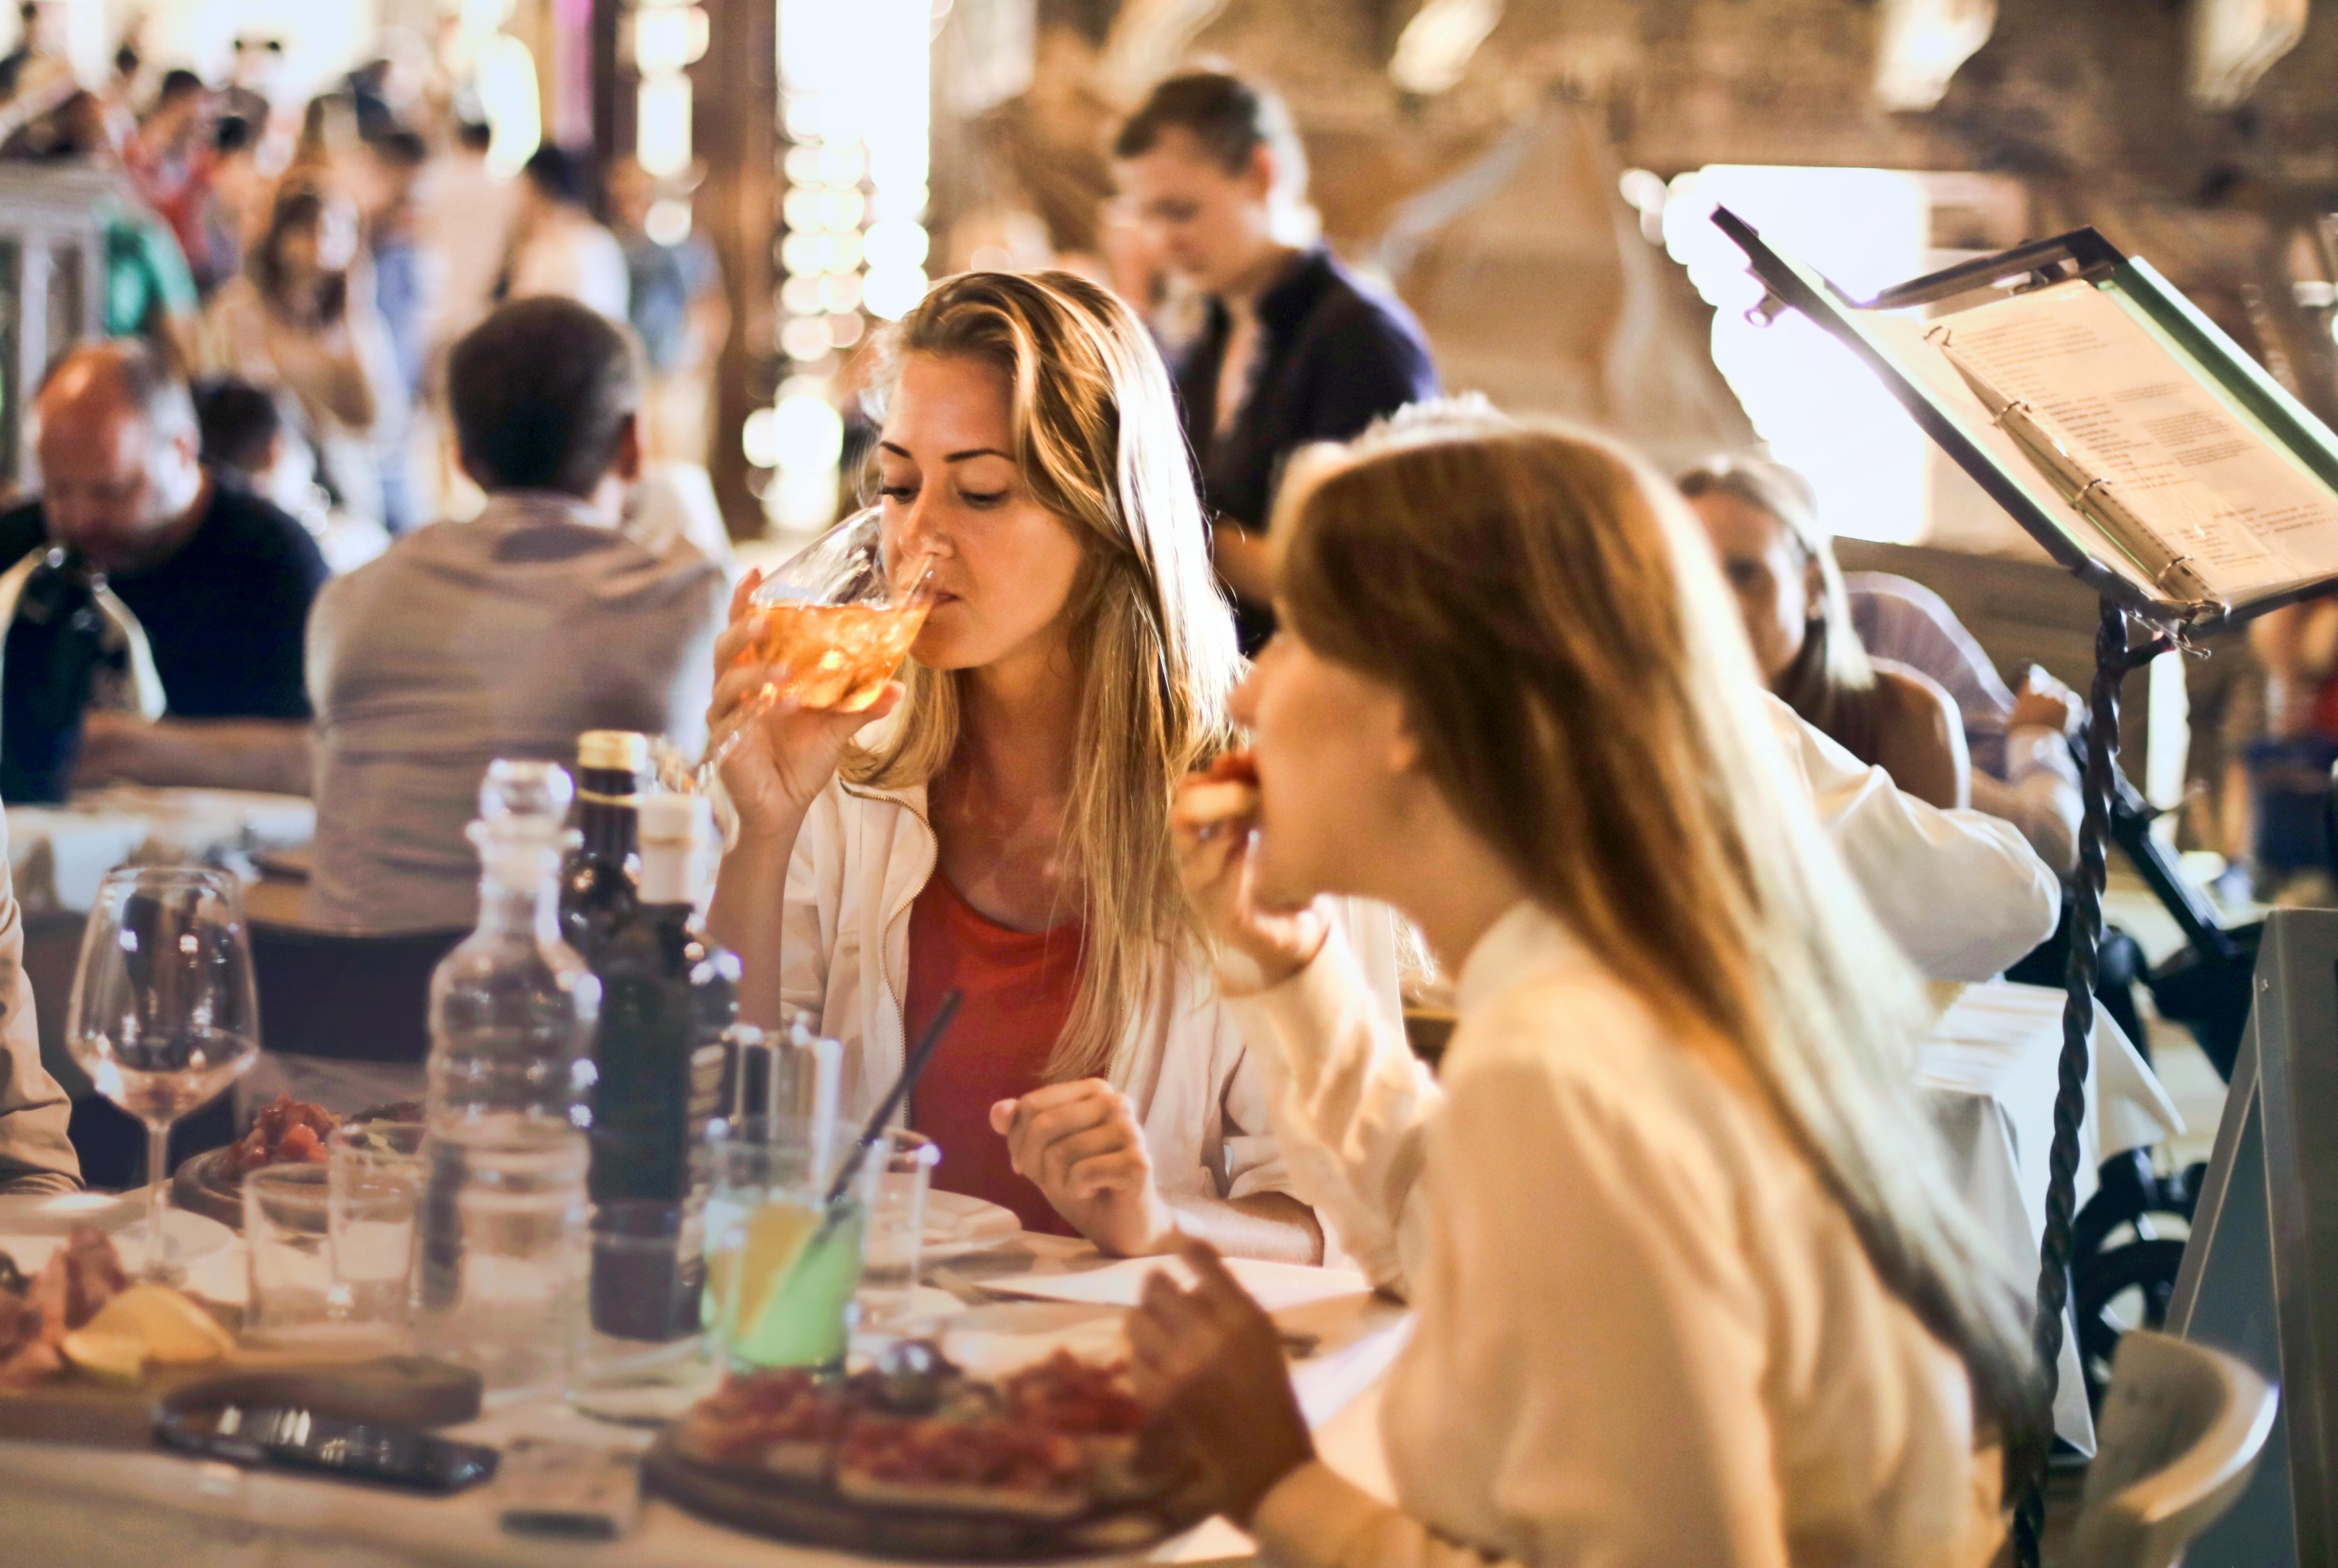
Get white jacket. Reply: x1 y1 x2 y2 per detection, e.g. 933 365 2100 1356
774 775 1406 1210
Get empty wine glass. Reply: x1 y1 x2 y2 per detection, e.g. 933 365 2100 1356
698 507 939 788
67 865 261 1283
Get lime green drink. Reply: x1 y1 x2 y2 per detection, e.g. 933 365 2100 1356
724 1198 866 1369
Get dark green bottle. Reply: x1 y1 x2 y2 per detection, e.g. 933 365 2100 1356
585 792 737 1340
562 729 646 962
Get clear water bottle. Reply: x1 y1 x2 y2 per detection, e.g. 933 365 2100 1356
413 761 603 1398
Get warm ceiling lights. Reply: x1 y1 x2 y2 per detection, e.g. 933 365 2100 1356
759 0 933 532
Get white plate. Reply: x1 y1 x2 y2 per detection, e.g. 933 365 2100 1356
922 1190 1020 1256
975 1254 1374 1312
0 1190 235 1276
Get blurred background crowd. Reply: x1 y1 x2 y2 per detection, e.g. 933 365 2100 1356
0 1 731 567
0 0 2334 920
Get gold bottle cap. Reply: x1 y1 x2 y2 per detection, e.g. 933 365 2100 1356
576 730 650 772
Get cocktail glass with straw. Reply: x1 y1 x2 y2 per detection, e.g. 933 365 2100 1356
703 1018 842 1367
707 995 964 1371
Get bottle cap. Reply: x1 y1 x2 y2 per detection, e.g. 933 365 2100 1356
479 759 574 823
635 791 711 846
576 731 650 773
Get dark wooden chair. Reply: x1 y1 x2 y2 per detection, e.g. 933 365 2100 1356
246 923 468 1068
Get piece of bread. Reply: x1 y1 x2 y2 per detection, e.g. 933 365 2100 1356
1179 779 1257 825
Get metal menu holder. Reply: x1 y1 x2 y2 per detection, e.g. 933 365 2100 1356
2164 908 2338 1565
1714 209 2338 1567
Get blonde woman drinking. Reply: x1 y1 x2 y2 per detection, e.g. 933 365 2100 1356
1146 408 2046 1563
706 270 1398 1261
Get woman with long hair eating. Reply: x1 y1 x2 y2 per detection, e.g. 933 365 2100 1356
1147 405 2045 1563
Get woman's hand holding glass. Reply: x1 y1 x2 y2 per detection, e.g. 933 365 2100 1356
987 1080 1175 1257
707 568 905 841
1171 764 1328 991
1127 1237 1315 1526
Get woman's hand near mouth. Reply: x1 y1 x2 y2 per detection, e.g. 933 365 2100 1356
1173 749 1329 990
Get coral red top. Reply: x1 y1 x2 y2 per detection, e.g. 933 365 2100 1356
904 872 1084 1237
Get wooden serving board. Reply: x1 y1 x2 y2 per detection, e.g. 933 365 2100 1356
170 1148 245 1230
0 1353 482 1450
643 1435 1216 1562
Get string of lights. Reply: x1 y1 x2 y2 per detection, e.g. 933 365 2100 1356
747 0 933 533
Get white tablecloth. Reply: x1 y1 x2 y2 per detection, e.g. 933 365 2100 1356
1916 979 2184 1455
0 1231 1410 1568
8 787 314 915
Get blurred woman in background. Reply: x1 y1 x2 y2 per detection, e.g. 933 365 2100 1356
1682 454 1969 809
501 144 628 323
203 183 402 529
1151 408 2043 1565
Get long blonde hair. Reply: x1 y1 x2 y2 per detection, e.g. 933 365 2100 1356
1275 407 2048 1490
848 271 1241 1082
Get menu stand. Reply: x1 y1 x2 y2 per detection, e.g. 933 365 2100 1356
1714 210 2338 1566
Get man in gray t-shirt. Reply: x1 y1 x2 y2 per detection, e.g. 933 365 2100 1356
304 298 727 933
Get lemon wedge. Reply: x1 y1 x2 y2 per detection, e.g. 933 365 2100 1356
59 1328 145 1385
80 1284 233 1365
731 1199 823 1337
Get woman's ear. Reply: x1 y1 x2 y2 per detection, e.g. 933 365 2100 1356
1801 552 1825 613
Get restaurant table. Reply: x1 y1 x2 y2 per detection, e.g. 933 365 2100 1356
1915 979 2184 1456
7 786 315 916
0 1229 1411 1568
12 787 318 1119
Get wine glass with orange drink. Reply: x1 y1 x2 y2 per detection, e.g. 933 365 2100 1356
698 508 938 788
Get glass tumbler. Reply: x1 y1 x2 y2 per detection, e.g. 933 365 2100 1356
570 1198 710 1426
327 1120 426 1332
244 1164 405 1351
857 1130 939 1331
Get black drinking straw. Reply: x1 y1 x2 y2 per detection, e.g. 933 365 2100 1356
823 988 964 1209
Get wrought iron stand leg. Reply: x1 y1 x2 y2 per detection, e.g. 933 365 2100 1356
2015 598 2129 1567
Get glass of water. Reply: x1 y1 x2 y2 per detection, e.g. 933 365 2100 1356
245 1164 406 1350
570 1199 712 1426
857 1130 938 1331
328 1120 424 1331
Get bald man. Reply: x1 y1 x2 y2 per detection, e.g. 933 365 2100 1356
0 342 324 796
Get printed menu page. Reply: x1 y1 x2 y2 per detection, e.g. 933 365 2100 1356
1900 279 2338 604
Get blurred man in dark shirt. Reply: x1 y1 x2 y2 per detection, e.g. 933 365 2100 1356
1114 70 1437 653
0 341 325 796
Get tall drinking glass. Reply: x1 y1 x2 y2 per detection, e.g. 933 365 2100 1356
67 865 261 1282
703 1017 850 1369
699 507 938 787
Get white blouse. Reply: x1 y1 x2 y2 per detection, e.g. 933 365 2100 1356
1763 694 2057 983
1234 903 2005 1568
